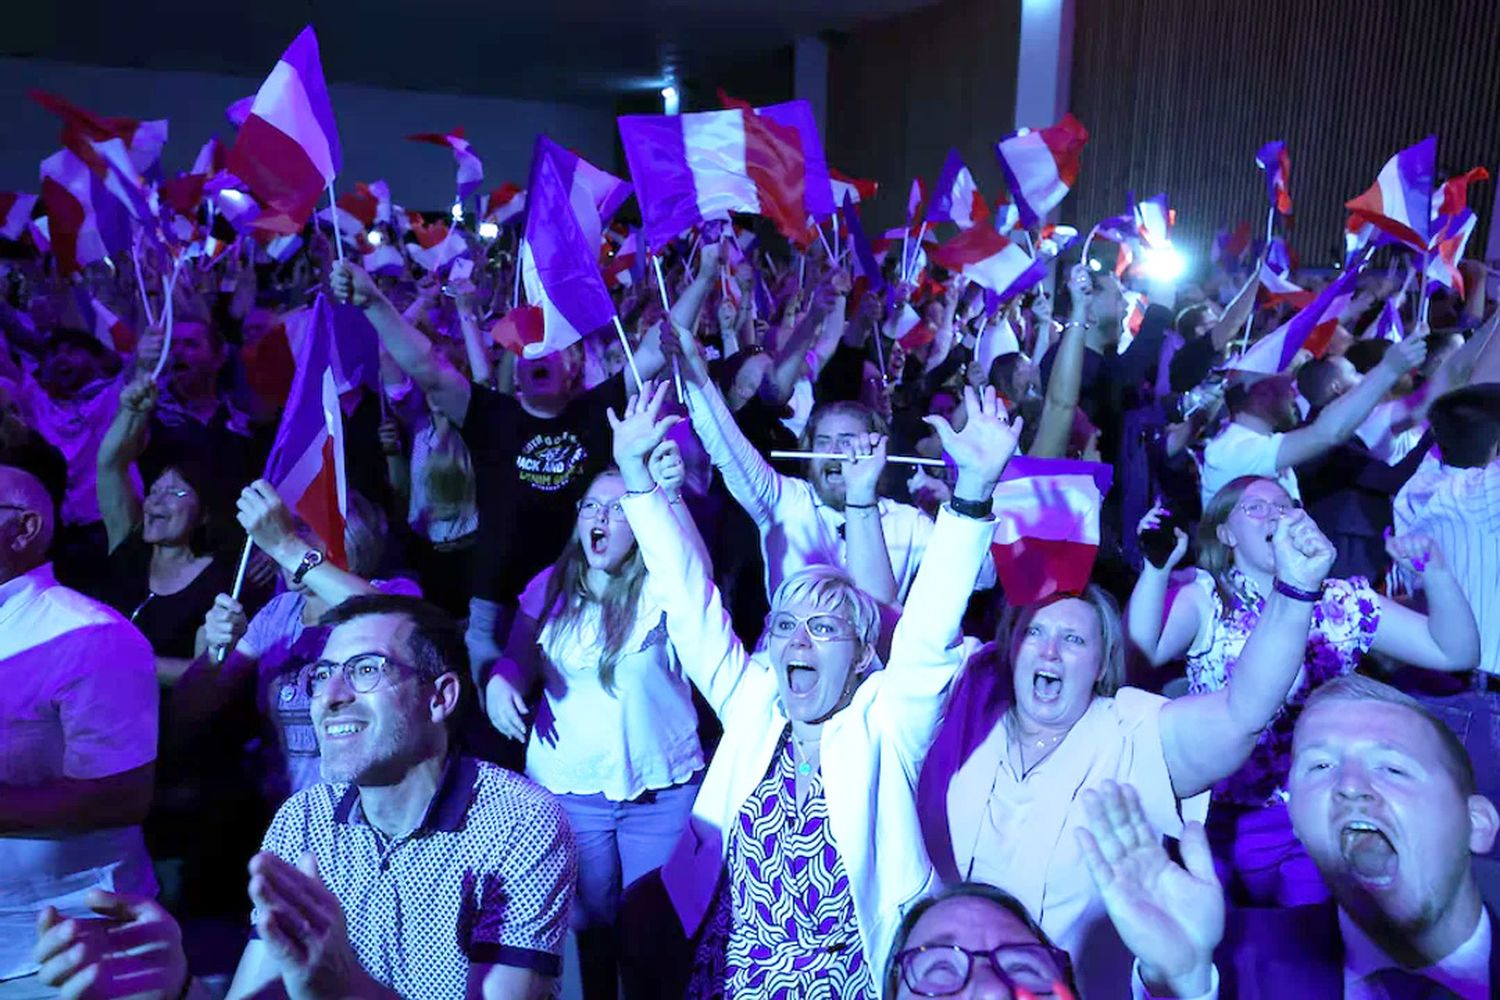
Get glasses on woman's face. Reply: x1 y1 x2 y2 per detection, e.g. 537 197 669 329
147 485 191 502
895 943 1070 997
1236 498 1297 521
304 652 423 699
765 611 858 643
577 498 627 522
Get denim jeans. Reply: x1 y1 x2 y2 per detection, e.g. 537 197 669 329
555 777 700 1000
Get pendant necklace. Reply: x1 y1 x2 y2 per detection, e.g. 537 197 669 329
792 732 819 776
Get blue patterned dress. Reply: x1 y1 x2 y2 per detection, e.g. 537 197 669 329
686 727 873 999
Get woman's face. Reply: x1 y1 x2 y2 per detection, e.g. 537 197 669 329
893 895 1068 999
142 469 203 547
766 593 869 725
1011 598 1104 733
1219 478 1295 577
574 473 636 573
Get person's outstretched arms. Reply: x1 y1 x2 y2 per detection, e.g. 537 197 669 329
97 372 154 554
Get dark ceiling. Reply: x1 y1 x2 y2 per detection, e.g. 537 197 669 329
7 0 939 105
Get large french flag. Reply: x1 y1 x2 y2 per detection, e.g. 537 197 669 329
619 100 814 249
406 127 484 202
1256 140 1293 216
265 293 348 568
227 26 342 236
1345 137 1435 252
0 193 36 240
988 456 1111 606
927 149 989 229
519 136 624 357
929 226 1038 299
1233 265 1361 374
994 113 1088 227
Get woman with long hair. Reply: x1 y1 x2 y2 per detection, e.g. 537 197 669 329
1125 473 1479 906
483 452 705 999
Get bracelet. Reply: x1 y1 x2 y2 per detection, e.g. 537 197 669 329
625 486 657 496
1273 578 1322 603
843 502 877 510
949 495 993 520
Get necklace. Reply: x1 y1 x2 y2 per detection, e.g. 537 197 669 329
792 732 820 776
1007 712 1067 777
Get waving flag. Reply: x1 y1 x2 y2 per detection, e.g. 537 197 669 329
1432 167 1489 223
1233 266 1360 374
841 194 887 293
265 293 348 568
1425 208 1477 295
829 168 877 207
85 295 136 353
484 183 526 225
39 148 119 275
975 311 1021 376
1256 140 1293 216
992 190 1021 234
721 95 835 220
929 226 1038 299
227 25 342 235
89 138 158 230
994 113 1088 227
408 226 468 274
906 178 926 230
489 305 545 356
0 193 36 240
1215 220 1252 272
29 91 168 178
603 229 640 288
888 302 934 350
619 100 812 249
1132 192 1173 249
1372 299 1404 343
927 150 989 229
1345 137 1435 251
406 127 485 202
988 456 1111 605
1258 237 1313 306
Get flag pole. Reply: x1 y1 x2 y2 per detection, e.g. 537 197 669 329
131 234 157 329
871 317 888 382
1236 205 1277 353
150 256 186 382
651 254 686 401
1416 246 1434 324
611 315 645 391
327 181 345 266
214 535 256 663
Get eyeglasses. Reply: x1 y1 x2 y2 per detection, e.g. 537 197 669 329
577 498 627 522
147 486 192 501
304 653 425 699
1236 498 1298 520
0 503 32 514
894 943 1072 997
765 612 858 643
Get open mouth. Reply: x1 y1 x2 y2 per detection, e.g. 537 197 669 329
1032 670 1063 703
786 662 818 696
1339 819 1398 887
588 526 608 555
323 720 368 740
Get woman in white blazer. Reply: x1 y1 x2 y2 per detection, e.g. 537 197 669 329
608 382 1023 999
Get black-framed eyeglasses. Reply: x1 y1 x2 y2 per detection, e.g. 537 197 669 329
304 653 425 699
576 498 627 522
894 943 1073 997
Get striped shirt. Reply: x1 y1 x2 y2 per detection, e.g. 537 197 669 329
1394 452 1500 673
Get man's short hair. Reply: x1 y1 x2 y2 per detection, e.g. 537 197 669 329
319 595 469 686
44 327 110 359
1429 383 1500 469
1295 358 1345 410
1301 674 1476 796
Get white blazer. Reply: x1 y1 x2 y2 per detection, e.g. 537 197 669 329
620 487 988 976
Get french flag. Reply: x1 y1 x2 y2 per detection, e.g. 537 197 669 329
28 90 169 179
227 25 342 236
1432 167 1488 224
1372 300 1404 344
721 95 836 220
519 136 624 357
87 296 136 353
927 149 989 229
0 193 36 240
603 229 640 288
265 293 348 568
408 226 469 274
489 305 545 357
840 194 886 293
1132 192 1173 248
406 127 484 202
89 137 158 231
988 456 1111 606
1233 265 1361 374
994 113 1088 227
929 226 1038 299
1345 137 1435 252
888 302 934 350
484 183 526 226
39 148 116 275
1426 208 1477 295
619 99 815 249
974 311 1021 376
1256 140 1293 216
1258 237 1313 307
829 168 877 207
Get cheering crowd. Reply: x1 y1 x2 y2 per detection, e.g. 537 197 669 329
6 29 1500 1000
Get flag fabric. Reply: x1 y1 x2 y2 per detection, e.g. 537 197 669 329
992 191 1021 234
603 229 640 288
27 218 50 254
888 302 933 350
619 102 812 249
1426 208 1477 295
906 178 926 230
1345 137 1435 251
1258 237 1313 306
28 91 168 178
89 138 158 230
408 227 469 273
191 136 227 178
929 226 1037 298
205 174 262 233
988 456 1111 605
489 305 545 356
829 168 877 207
0 193 36 240
406 127 484 202
519 135 621 357
975 311 1021 376
1372 299 1404 343
484 183 526 225
227 25 342 235
994 113 1088 228
840 194 887 293
265 233 303 263
927 149 989 229
1215 221 1252 272
362 242 406 276
264 293 349 568
722 96 835 220
80 293 135 353
1233 266 1361 374
1256 140 1293 216
226 95 255 128
1118 291 1149 354
39 148 114 275
1432 167 1489 223
1132 192 1173 249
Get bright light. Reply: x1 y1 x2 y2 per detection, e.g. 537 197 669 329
1088 258 1103 272
477 221 500 240
219 189 248 205
1141 244 1188 282
367 230 384 245
450 201 464 222
661 84 679 115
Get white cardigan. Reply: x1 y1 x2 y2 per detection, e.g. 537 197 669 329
620 487 988 976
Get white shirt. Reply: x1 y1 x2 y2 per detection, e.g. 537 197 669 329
1200 421 1301 511
0 564 159 980
519 567 703 801
1357 399 1424 465
1341 906 1490 1000
1394 453 1500 673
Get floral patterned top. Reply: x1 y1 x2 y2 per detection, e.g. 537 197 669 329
1185 568 1381 806
686 727 873 1000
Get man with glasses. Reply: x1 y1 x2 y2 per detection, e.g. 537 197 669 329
0 464 158 998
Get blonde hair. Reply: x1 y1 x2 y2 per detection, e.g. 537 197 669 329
770 564 881 651
1198 474 1277 606
999 585 1126 698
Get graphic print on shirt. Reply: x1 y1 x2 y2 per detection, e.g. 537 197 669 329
516 431 588 493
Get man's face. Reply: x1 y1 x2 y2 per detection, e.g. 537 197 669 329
169 323 222 392
1289 699 1496 934
311 613 444 785
1249 374 1301 432
515 345 583 405
41 341 101 395
808 411 871 508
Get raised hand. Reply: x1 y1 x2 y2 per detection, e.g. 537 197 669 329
922 385 1022 501
838 432 888 506
649 438 686 497
133 326 166 376
1271 508 1335 593
33 890 189 1000
661 320 710 387
607 380 682 490
1138 501 1189 571
329 261 378 309
1383 530 1444 577
120 373 158 414
1076 781 1222 998
249 852 371 1000
236 480 308 569
204 593 248 654
1380 332 1428 375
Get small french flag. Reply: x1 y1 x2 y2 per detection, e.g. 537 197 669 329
1344 137 1435 252
994 113 1088 227
406 127 485 203
988 456 1111 606
926 150 989 230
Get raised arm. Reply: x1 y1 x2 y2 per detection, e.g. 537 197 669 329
1274 335 1426 470
767 280 838 405
1207 270 1262 353
97 373 154 553
236 480 376 608
1369 534 1480 672
611 382 755 719
1159 510 1335 798
836 431 898 604
332 261 471 426
1124 502 1205 667
1030 264 1093 458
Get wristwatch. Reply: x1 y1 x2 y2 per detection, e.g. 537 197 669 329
291 549 325 586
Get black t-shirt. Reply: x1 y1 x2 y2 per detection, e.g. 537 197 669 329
99 532 238 658
460 377 627 604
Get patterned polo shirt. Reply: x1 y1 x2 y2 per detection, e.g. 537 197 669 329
256 754 576 998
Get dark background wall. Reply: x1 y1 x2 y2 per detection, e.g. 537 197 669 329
1068 0 1500 268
